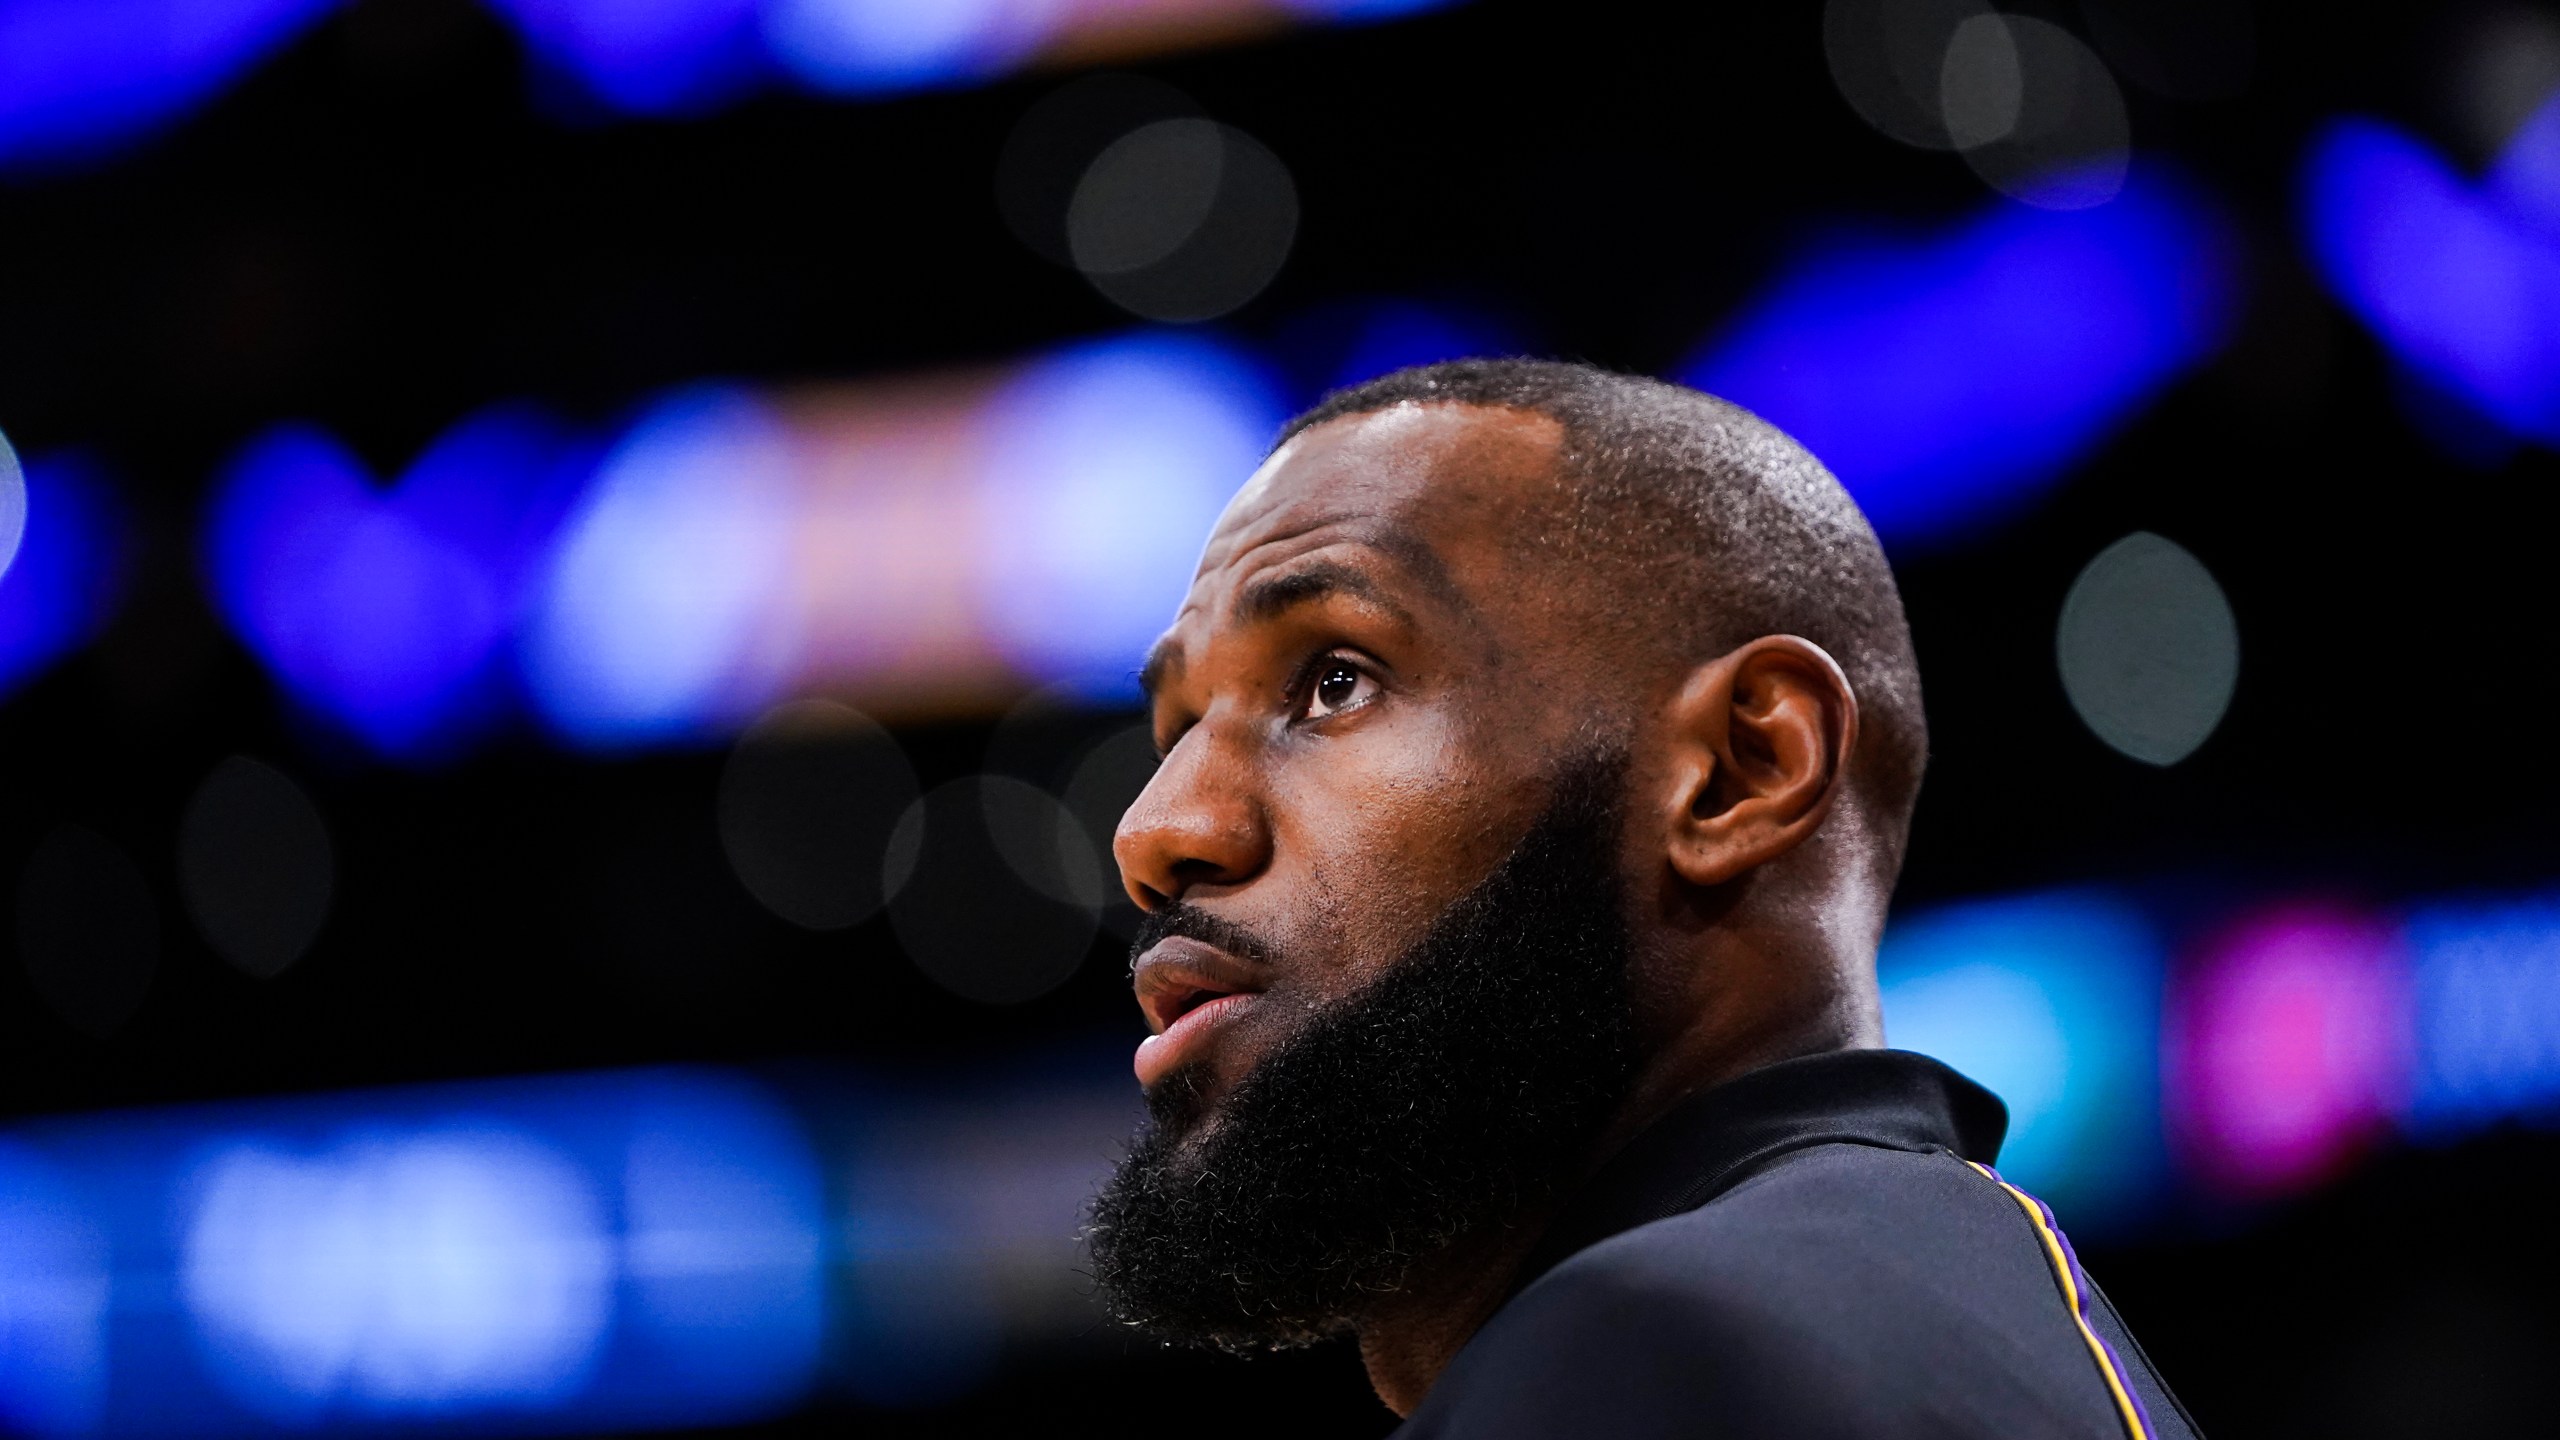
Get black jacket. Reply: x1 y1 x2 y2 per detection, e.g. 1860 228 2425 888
1394 1049 2201 1439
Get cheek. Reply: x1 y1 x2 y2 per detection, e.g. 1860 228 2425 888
1262 718 1526 995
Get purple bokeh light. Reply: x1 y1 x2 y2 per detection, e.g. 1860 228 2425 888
1686 167 2236 546
2167 905 2412 1200
205 408 588 762
2303 95 2560 448
0 451 128 702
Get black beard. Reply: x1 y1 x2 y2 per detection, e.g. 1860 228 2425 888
1085 750 1638 1352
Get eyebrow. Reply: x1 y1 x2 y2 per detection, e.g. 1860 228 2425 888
1233 559 1416 629
1136 536 1474 707
1140 566 1393 707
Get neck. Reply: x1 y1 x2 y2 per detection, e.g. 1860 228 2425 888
1355 1207 1550 1415
1348 997 1876 1416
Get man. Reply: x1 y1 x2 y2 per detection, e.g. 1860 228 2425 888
1086 359 2198 1438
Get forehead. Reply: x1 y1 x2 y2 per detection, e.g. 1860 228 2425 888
1192 402 1567 596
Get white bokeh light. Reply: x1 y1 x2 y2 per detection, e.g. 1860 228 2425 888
523 388 803 749
2057 531 2240 766
1945 15 2130 210
760 0 1050 95
0 428 26 583
180 1128 614 1419
976 334 1281 696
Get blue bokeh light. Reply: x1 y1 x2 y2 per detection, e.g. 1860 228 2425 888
2403 895 2560 1138
0 0 342 174
1686 169 2236 545
2304 101 2560 449
0 451 127 703
206 408 587 762
615 1073 827 1413
520 387 802 750
4 1068 825 1438
181 1128 616 1422
0 0 1474 174
757 0 1042 96
1879 890 2168 1224
0 1143 109 1438
483 0 766 117
976 331 1286 700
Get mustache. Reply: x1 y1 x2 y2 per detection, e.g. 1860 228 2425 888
1128 901 1282 973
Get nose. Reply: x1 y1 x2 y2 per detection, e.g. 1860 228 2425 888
1113 729 1269 910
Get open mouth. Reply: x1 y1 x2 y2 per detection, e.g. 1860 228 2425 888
1158 980 1241 1027
1131 936 1269 1085
1132 936 1267 1034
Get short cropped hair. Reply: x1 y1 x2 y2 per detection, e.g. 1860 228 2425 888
1279 359 1928 879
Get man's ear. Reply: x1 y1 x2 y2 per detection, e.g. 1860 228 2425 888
1655 636 1860 888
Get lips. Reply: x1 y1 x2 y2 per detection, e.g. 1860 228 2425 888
1131 935 1268 1087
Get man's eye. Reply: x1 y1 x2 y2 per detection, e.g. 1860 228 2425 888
1304 660 1377 720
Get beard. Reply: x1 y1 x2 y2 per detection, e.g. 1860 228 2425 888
1085 748 1639 1352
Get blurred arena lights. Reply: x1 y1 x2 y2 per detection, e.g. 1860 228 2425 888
0 1062 1152 1436
0 1069 828 1438
757 0 1050 99
1823 0 2131 209
1 428 27 580
206 410 585 762
176 259 2265 760
524 333 1276 746
2402 895 2560 1139
1881 879 2560 1217
1822 0 1991 151
2054 531 2239 767
2166 905 2411 1201
0 0 338 172
2303 90 2560 452
199 329 1277 761
1684 167 2236 545
18 888 2560 1435
1878 890 2167 1226
208 268 2270 764
973 331 1280 696
0 1143 108 1437
484 0 769 117
182 1131 618 1421
0 452 128 703
1938 15 2130 210
519 388 800 751
0 0 1466 172
1064 118 1300 322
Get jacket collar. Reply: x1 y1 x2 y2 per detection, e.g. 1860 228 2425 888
1507 1048 2008 1301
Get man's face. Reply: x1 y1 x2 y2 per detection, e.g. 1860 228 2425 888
1090 404 1645 1346
1116 403 1608 1114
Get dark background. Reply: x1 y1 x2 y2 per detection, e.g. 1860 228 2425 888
4 0 2558 1434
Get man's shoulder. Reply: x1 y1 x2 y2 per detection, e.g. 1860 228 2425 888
1530 1142 2003 1323
1507 1143 2099 1401
1621 1136 2052 1283
1396 1144 2147 1440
